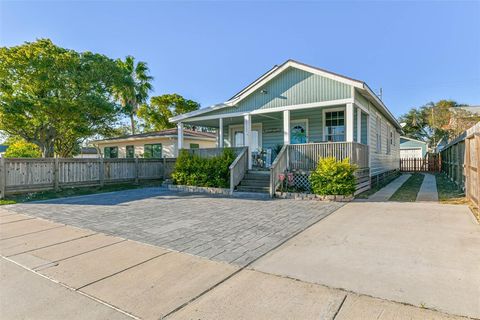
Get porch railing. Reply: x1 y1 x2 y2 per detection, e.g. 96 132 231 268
269 145 288 197
269 142 369 197
288 142 369 171
229 147 248 194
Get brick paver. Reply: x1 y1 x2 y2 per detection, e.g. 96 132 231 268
5 188 343 266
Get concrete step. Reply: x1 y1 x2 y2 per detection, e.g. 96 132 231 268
239 179 270 187
236 186 270 193
244 173 270 181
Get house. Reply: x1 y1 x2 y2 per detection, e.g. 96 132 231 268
74 147 100 159
170 60 402 194
93 128 217 158
399 136 427 159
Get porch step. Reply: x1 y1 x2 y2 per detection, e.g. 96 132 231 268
236 186 270 193
244 171 270 181
239 179 270 187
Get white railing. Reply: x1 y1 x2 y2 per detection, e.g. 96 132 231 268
229 147 248 194
269 145 288 197
288 142 369 171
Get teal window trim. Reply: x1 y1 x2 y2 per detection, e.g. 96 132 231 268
104 146 118 159
126 145 135 158
144 143 162 158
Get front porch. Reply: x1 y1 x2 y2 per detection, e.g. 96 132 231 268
177 103 369 170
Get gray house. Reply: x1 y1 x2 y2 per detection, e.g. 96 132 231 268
170 60 401 195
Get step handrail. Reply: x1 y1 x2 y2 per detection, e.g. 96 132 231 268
269 145 288 197
229 147 248 194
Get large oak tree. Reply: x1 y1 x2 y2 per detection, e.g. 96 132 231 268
0 39 129 157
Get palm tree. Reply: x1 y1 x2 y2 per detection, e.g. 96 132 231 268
115 56 153 134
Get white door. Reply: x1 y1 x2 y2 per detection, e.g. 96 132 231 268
230 124 262 152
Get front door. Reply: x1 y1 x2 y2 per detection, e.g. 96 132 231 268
291 120 308 144
230 124 262 152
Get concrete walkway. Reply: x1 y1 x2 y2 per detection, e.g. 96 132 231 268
252 201 480 319
416 173 439 201
367 174 411 201
1 204 474 319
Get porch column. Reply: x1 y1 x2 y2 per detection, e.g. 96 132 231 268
177 122 184 155
346 103 354 142
357 108 362 143
283 110 290 145
244 114 252 169
218 118 224 148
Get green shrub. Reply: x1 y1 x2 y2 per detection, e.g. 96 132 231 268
171 149 236 188
309 157 357 196
4 141 42 158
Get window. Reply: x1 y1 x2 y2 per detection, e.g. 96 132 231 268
126 145 135 158
104 146 118 159
376 116 381 153
189 143 200 149
386 126 391 155
144 144 162 158
324 110 345 142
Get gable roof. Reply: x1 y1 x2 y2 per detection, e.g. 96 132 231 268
94 128 216 143
170 59 401 130
400 136 427 145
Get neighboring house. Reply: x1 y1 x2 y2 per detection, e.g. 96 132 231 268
170 59 402 193
74 147 100 159
399 136 427 159
0 145 8 157
94 129 217 158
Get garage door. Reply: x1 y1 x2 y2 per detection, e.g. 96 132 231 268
400 148 422 159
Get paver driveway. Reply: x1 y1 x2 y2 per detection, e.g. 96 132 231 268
5 188 343 266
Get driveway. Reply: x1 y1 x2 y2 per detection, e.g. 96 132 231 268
252 201 480 318
4 188 343 266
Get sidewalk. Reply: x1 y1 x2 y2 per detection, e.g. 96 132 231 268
1 205 476 319
367 174 410 201
416 173 439 201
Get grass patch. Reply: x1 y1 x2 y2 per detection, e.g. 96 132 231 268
0 199 16 205
389 173 425 202
2 180 163 204
356 171 401 199
435 173 466 204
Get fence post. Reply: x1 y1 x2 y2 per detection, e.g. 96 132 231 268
163 156 167 180
134 156 139 185
476 135 480 209
0 158 5 199
99 158 105 187
465 138 471 201
54 158 59 191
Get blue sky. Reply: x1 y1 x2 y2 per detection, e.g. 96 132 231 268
1 1 479 117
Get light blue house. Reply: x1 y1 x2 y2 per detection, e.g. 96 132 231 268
400 136 427 158
170 60 401 195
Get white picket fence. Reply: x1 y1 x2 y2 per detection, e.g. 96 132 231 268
0 157 177 198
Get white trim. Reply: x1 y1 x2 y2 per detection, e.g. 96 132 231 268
400 136 427 145
218 118 224 148
322 106 346 141
290 118 309 143
177 123 184 152
356 108 362 143
283 110 290 145
361 85 402 129
244 115 252 169
170 103 229 122
94 135 216 144
346 103 354 142
354 99 370 114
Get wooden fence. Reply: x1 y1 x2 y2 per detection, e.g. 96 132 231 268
399 155 441 172
0 157 177 198
440 122 480 210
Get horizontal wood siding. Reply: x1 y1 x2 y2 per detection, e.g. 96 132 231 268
202 67 352 116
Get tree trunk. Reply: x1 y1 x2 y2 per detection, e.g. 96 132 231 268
130 113 136 135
